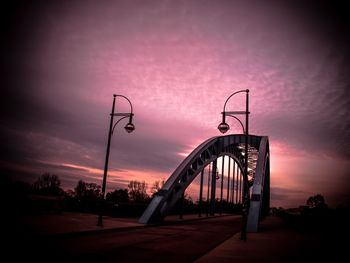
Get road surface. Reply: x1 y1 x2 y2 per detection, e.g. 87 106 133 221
15 215 241 262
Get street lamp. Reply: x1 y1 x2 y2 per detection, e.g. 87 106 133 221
218 89 249 241
97 94 135 227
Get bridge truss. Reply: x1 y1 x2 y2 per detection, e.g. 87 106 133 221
139 134 270 232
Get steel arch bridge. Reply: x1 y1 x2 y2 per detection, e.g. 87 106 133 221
139 134 270 232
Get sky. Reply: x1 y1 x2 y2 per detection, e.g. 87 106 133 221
1 0 350 208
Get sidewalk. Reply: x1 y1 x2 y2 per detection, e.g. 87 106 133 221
194 216 343 262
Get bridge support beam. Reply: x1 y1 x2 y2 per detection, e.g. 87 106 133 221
198 169 204 217
226 157 231 204
210 159 217 215
247 137 270 232
206 164 211 216
220 157 224 214
232 161 236 204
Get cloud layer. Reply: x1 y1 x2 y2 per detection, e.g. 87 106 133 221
1 0 349 207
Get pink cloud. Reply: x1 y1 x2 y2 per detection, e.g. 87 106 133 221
2 0 349 208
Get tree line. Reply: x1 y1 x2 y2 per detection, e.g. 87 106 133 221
271 193 350 234
30 173 165 202
5 172 168 216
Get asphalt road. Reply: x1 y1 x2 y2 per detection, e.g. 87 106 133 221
16 215 241 262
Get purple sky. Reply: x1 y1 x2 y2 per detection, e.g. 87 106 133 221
1 0 350 208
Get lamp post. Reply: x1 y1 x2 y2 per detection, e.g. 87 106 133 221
218 89 249 241
97 94 135 227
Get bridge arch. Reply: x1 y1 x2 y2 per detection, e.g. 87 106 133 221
139 134 270 232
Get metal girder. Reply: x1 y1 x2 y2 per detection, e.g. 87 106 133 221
247 137 270 232
139 134 269 230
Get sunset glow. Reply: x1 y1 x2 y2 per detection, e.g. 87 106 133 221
1 0 349 208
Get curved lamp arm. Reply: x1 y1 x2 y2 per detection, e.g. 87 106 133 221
112 94 135 134
226 114 245 134
223 89 249 112
114 94 134 114
218 89 249 134
112 116 129 134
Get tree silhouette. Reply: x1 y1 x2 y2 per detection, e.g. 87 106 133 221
306 194 328 210
128 180 149 203
74 180 101 212
151 179 165 195
33 173 63 195
74 180 101 200
106 189 129 203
